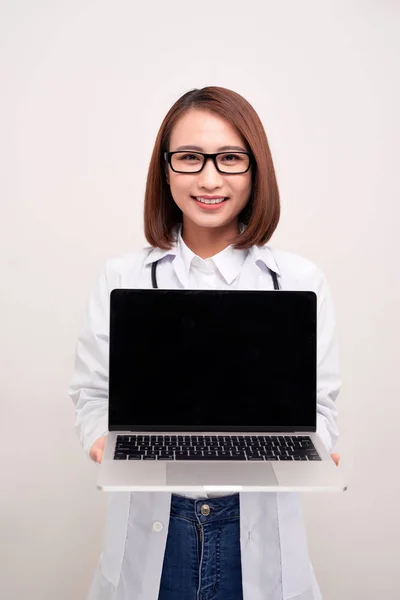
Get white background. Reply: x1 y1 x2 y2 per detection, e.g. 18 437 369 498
1 1 399 598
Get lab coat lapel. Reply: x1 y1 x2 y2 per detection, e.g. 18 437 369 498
237 254 275 290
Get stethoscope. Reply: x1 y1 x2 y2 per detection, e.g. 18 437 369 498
151 260 280 290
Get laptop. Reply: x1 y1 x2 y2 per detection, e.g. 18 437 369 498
97 289 347 492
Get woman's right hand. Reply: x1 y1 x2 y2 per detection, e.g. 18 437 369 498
89 435 107 463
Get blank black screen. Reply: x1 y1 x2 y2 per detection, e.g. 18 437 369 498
108 289 317 432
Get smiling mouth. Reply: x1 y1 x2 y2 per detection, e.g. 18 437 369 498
192 196 228 205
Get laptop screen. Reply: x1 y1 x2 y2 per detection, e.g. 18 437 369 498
109 289 317 432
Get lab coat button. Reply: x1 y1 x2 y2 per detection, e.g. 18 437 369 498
152 521 164 532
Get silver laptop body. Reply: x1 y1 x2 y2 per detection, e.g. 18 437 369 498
98 289 346 493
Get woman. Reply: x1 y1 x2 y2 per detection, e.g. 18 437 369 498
69 86 341 600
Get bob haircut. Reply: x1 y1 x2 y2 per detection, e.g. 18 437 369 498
144 86 280 250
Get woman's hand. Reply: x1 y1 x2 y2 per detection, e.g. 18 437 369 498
89 435 107 463
331 453 340 467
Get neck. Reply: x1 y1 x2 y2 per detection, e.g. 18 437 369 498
181 219 240 259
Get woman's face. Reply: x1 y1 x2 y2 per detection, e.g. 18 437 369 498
166 109 252 232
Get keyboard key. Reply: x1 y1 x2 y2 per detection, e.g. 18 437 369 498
300 440 313 448
115 435 318 464
176 454 244 461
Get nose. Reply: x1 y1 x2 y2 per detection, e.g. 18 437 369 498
197 157 224 189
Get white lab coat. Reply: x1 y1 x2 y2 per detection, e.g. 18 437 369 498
69 235 341 600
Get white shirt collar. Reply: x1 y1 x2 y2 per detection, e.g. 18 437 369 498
177 227 248 285
144 224 281 280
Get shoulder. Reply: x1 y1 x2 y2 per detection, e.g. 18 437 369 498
104 246 153 272
260 245 329 294
99 246 154 289
269 246 320 277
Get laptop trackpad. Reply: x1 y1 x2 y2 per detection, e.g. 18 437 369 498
167 462 278 488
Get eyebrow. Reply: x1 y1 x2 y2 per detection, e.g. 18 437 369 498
174 145 247 152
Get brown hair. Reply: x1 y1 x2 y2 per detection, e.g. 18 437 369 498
144 86 280 249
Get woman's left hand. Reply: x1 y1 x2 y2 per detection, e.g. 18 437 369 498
331 453 340 467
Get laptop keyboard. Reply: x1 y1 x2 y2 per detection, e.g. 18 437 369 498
113 435 321 461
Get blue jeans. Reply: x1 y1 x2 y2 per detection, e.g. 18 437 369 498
158 494 243 600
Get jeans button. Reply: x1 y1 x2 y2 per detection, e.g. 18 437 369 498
200 503 211 516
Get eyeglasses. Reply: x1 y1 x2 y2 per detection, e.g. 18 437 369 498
164 151 253 174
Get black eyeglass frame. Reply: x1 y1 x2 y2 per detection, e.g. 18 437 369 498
163 151 253 174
